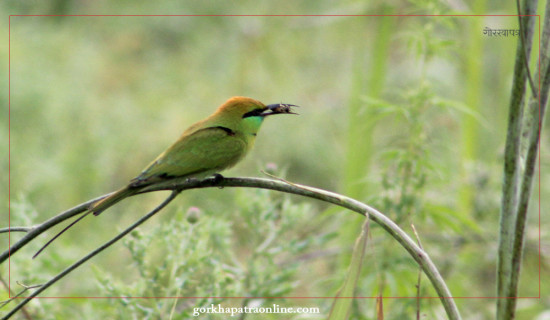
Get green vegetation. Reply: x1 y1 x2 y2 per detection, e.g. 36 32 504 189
2 1 548 319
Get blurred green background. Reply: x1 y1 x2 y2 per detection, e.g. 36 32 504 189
2 1 548 319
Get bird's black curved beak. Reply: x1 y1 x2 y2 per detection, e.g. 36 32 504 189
261 103 299 116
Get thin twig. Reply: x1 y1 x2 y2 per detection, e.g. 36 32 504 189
0 195 106 264
1 190 181 320
516 0 538 99
411 224 424 320
0 280 42 318
261 170 300 187
4 177 461 320
0 227 32 234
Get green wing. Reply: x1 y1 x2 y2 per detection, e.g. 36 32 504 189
132 126 247 185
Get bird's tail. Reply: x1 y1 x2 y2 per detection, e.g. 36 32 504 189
33 185 140 259
91 185 137 216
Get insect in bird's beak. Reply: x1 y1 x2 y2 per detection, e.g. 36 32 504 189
262 103 299 116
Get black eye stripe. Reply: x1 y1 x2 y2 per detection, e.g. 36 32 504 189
242 108 266 118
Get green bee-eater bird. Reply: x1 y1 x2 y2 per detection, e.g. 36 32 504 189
91 96 297 215
34 96 297 258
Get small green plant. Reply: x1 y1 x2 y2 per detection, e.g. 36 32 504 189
92 187 330 319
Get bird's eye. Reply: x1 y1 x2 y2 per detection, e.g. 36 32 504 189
242 108 266 118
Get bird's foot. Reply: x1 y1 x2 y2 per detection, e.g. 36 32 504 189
212 173 224 188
